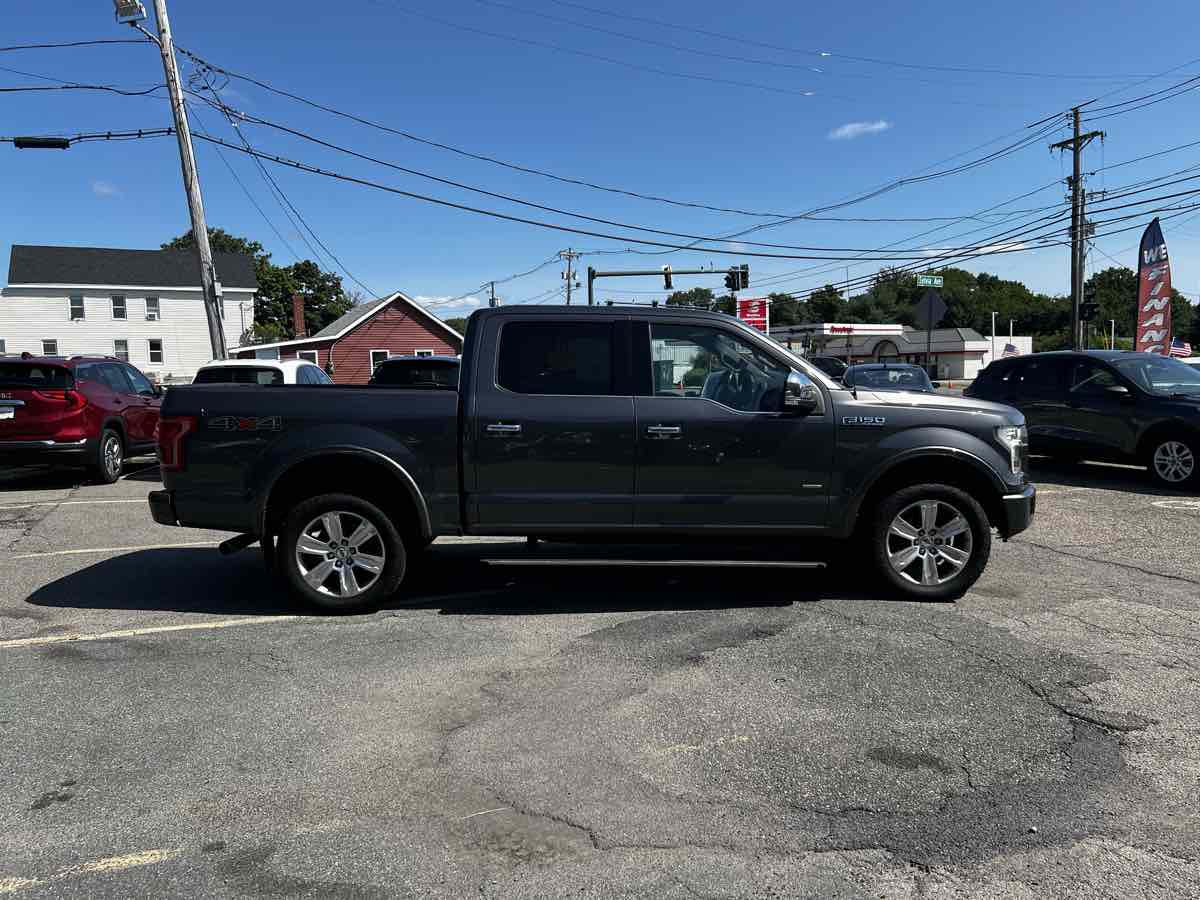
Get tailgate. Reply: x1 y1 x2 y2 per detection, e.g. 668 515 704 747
0 364 77 440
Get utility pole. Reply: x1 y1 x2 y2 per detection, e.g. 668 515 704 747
1050 108 1104 352
115 0 226 359
488 281 497 308
559 249 582 305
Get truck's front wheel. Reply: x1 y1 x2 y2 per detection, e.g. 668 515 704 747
871 484 990 601
280 493 406 612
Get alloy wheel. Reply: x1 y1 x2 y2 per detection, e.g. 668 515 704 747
886 499 974 586
103 435 123 480
1153 440 1195 484
294 510 386 598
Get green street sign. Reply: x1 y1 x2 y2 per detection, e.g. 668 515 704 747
917 274 944 288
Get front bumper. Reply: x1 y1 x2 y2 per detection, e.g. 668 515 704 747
148 489 179 526
0 438 89 466
1000 482 1036 539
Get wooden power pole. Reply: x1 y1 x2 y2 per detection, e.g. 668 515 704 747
1050 108 1104 352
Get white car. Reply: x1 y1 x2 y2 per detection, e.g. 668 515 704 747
192 358 333 386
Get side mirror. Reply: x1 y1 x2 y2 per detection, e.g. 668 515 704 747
784 370 823 415
152 384 164 397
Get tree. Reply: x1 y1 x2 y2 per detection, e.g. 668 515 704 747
443 316 469 334
808 285 845 323
163 228 353 344
666 287 716 309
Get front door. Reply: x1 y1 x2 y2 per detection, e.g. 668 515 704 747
119 364 162 447
468 317 635 530
634 319 835 529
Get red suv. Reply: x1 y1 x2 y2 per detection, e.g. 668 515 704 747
0 354 162 483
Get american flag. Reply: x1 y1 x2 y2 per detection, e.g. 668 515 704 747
1169 337 1193 358
1001 343 1020 358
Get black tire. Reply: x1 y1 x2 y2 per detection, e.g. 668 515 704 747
1144 433 1199 490
89 428 124 484
279 493 407 612
870 483 991 601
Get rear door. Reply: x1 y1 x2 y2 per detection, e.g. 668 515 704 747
992 357 1071 455
467 316 636 530
0 362 75 440
633 318 835 529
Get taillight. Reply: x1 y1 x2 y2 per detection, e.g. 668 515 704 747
157 416 197 471
65 389 87 409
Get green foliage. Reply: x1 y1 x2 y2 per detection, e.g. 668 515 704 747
163 228 354 344
443 316 469 335
665 287 716 309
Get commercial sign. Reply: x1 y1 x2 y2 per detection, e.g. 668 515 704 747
1135 218 1172 356
736 297 769 333
917 274 944 288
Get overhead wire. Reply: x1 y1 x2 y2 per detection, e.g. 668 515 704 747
0 39 149 52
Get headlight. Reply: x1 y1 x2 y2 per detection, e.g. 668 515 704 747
995 424 1028 475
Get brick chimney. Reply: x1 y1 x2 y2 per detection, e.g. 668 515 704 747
292 294 306 337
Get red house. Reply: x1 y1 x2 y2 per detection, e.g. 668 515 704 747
234 291 463 383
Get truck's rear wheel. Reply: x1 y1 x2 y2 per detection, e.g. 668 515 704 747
871 484 990 601
280 493 406 612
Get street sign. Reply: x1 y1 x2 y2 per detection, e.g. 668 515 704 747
736 297 769 333
917 274 944 288
914 289 946 331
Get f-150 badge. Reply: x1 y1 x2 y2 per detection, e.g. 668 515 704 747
841 416 886 426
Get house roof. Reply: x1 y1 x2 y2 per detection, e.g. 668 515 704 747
237 291 464 352
7 244 258 290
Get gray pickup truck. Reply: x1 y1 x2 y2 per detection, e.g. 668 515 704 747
149 306 1035 610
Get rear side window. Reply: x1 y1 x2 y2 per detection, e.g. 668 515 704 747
372 360 459 387
1012 358 1065 391
0 363 73 389
497 322 614 396
193 366 284 386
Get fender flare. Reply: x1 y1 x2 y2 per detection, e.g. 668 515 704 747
257 446 432 539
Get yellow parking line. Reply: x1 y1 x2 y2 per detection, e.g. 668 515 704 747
10 541 216 560
0 849 181 895
0 615 300 650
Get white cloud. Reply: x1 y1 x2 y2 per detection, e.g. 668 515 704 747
91 180 121 197
415 295 484 319
828 120 891 141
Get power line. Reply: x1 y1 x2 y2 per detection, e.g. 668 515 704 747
1 127 174 145
0 38 149 52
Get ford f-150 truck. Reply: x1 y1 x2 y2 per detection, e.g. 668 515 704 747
148 306 1035 610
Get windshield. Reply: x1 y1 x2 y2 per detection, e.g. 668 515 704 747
847 366 934 392
1111 355 1200 395
371 360 459 387
0 363 74 390
193 366 284 386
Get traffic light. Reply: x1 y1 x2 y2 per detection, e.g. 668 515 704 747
662 265 673 290
1080 285 1099 322
738 264 750 290
724 268 737 292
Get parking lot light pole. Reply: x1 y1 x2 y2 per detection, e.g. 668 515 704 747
113 0 227 360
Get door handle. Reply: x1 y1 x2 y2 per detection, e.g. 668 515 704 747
486 423 522 435
645 424 682 438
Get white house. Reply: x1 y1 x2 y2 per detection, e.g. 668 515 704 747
1 245 257 383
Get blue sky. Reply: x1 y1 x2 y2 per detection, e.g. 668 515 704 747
4 0 1200 321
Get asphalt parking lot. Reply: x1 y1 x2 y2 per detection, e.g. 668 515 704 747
2 458 1199 898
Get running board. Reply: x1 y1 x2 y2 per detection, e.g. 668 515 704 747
482 558 826 569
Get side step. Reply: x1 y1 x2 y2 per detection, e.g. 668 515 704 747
482 558 826 569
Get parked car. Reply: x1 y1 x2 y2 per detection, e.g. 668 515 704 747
844 363 938 393
806 355 848 380
149 306 1035 611
965 350 1200 488
194 358 333 386
1180 356 1200 371
0 354 162 483
369 355 459 388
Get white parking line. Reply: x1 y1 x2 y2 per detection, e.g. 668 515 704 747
0 615 301 650
0 499 146 511
0 849 181 894
10 541 216 559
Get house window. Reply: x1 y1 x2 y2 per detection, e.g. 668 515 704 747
0 340 5 355
42 339 59 356
148 339 163 364
69 295 84 321
414 348 434 357
111 295 127 320
145 297 160 320
114 339 129 362
297 350 318 364
370 350 389 370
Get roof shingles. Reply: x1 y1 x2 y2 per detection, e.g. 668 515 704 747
7 244 257 289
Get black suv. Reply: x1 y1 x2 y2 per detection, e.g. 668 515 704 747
966 350 1200 488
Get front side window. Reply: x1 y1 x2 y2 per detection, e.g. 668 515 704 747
99 363 133 394
148 339 163 364
111 295 127 320
42 339 58 356
497 322 614 396
145 297 161 319
650 323 788 412
114 339 129 361
69 296 84 321
124 366 155 396
370 350 389 370
1070 361 1122 395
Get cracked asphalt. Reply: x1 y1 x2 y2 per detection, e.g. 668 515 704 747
1 458 1198 898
